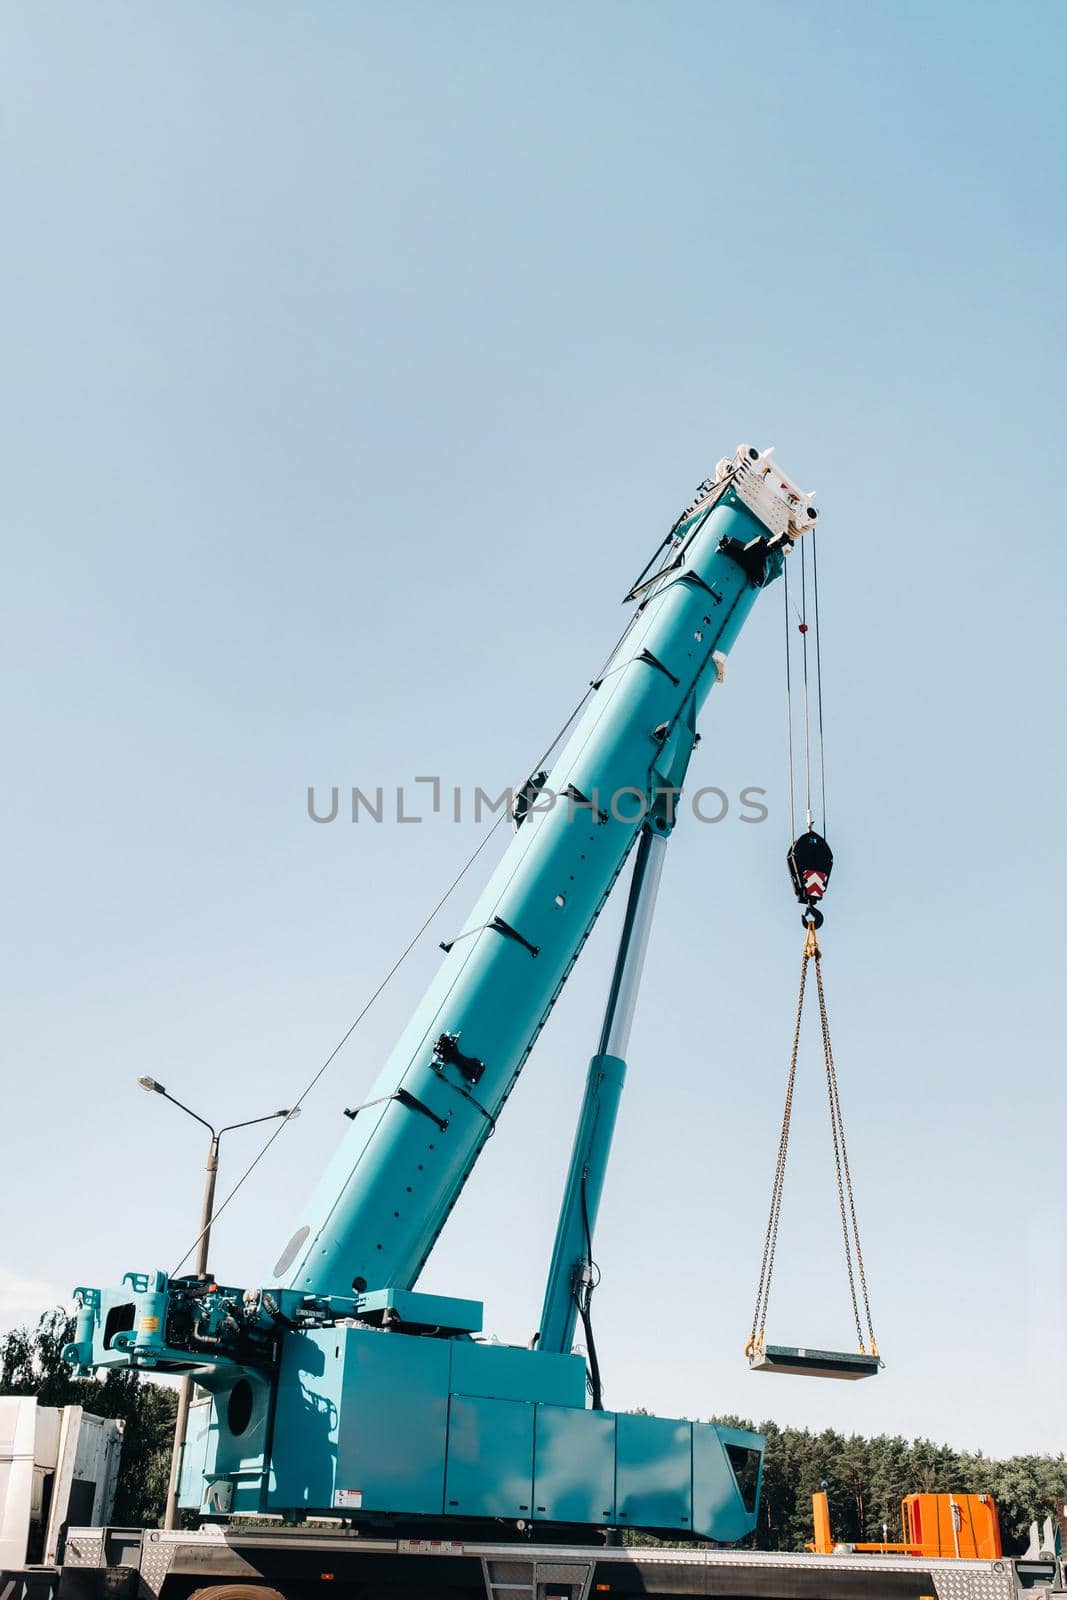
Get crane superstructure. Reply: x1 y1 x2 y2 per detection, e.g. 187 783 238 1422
65 445 818 1543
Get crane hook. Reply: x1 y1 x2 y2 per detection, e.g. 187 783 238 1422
787 829 832 928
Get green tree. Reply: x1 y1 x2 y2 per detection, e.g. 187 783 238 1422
865 1434 912 1541
0 1307 177 1526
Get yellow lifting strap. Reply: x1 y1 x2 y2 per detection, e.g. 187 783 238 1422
746 920 879 1364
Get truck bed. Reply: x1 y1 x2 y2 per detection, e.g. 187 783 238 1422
40 1523 1051 1600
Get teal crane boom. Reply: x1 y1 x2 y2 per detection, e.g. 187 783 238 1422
275 444 814 1308
65 444 818 1544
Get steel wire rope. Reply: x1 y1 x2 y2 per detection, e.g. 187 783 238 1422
800 538 813 827
811 528 828 834
783 562 797 839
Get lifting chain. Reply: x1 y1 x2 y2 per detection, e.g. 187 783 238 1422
746 919 878 1359
746 927 810 1357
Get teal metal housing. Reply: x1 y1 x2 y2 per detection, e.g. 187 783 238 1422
179 1327 761 1541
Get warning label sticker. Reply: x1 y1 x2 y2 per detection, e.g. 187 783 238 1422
333 1489 363 1509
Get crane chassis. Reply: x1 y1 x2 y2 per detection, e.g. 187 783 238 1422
12 1522 1060 1600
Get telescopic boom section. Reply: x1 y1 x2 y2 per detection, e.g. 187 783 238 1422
275 445 817 1302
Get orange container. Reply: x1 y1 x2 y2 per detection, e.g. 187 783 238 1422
810 1490 1002 1559
901 1494 1002 1559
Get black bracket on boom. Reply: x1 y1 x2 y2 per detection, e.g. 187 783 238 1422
719 531 794 589
636 648 681 687
344 1086 451 1133
433 1031 486 1086
513 769 548 828
440 914 540 959
678 569 724 605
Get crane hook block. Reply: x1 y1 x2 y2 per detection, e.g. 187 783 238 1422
787 830 833 922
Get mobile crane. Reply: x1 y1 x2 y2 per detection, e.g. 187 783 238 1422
65 442 803 1544
29 443 1060 1600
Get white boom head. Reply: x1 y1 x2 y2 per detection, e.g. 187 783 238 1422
719 443 818 542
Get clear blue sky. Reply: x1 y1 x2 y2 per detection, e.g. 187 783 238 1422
3 2 1065 1459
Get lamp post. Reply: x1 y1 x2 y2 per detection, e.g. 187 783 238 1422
136 1077 299 1530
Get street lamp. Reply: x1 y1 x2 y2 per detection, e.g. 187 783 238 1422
137 1077 299 1529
